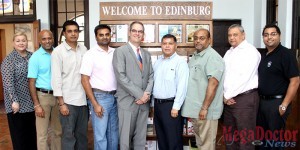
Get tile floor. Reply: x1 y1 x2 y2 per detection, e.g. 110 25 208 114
0 100 225 150
1 100 296 150
0 101 95 150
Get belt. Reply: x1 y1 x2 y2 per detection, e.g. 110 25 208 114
236 88 257 97
260 95 284 100
36 88 53 94
154 97 175 103
92 88 116 95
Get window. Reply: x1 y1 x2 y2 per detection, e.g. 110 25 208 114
0 0 36 23
50 0 89 48
266 0 278 24
292 0 300 50
59 14 85 46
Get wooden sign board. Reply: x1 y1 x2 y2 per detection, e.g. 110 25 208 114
100 2 212 21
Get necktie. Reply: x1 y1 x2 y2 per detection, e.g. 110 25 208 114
136 48 143 70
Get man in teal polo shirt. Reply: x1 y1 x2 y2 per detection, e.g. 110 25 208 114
182 29 225 150
28 30 62 150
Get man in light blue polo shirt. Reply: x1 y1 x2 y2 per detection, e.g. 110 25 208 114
28 30 61 150
181 29 225 150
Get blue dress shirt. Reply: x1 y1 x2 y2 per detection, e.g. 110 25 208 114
153 53 189 110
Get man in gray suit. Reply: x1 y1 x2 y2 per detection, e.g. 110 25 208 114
113 21 154 149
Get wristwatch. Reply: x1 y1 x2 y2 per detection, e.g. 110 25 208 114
279 105 286 111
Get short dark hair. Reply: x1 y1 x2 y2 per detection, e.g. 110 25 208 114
94 24 111 36
129 21 144 31
62 20 79 32
262 24 281 36
161 34 177 43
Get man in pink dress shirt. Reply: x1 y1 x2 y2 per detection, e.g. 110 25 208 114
80 24 118 150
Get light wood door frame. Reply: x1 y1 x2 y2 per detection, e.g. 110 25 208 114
0 30 4 101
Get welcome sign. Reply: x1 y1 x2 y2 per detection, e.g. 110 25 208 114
100 2 212 20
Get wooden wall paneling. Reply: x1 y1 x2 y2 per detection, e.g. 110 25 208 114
0 24 14 56
0 30 3 101
32 20 40 51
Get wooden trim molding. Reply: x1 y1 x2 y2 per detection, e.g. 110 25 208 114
84 0 90 49
49 0 58 47
292 0 299 50
266 0 277 24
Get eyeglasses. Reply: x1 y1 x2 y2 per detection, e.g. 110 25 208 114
131 29 144 34
263 32 278 38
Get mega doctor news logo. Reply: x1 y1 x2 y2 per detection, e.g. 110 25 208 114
218 126 298 148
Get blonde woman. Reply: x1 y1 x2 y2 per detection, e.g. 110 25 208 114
1 32 37 150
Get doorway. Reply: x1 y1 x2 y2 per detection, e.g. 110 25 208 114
212 20 241 57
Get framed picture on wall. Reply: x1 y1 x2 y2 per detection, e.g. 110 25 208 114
159 25 182 42
116 24 128 43
108 25 117 42
14 24 35 52
186 24 210 42
143 24 155 43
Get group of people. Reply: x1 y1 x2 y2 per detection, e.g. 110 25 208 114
0 20 298 150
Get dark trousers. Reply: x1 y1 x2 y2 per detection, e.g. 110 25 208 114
154 101 183 150
257 98 291 150
60 104 89 150
7 111 37 150
223 91 259 150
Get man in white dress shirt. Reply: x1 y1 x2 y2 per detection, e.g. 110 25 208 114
223 24 261 150
51 20 88 150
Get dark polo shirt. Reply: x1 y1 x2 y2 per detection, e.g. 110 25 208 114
258 44 299 96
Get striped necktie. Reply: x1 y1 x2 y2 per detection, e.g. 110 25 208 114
136 48 143 70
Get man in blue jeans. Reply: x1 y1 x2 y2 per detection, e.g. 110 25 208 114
80 24 118 150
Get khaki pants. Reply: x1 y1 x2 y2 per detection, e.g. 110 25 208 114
36 91 62 150
192 119 218 150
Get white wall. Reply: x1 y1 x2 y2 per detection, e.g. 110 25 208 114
36 0 50 30
278 0 293 48
213 0 254 46
254 0 267 48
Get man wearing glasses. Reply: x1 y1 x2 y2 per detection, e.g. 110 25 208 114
113 21 154 149
257 24 299 149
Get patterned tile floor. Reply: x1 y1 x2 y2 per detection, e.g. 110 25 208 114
0 99 226 150
0 101 12 150
0 101 94 150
